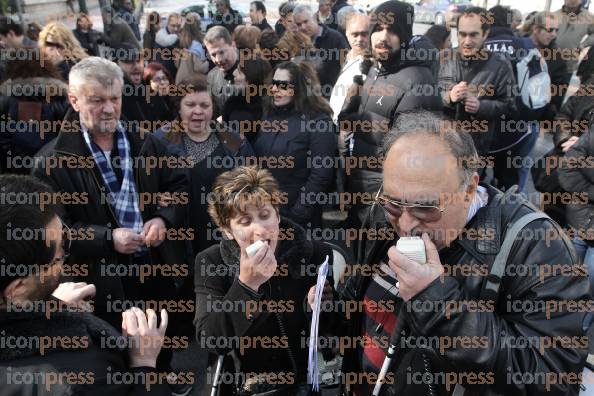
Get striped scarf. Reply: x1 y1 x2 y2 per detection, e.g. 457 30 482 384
81 123 144 233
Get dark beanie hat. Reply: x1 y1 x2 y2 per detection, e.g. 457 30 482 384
369 1 414 45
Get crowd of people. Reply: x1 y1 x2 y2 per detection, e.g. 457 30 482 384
1 0 594 394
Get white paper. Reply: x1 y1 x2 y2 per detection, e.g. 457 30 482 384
307 255 329 391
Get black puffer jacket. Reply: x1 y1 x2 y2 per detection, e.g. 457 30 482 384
438 49 516 155
0 76 70 174
0 309 172 395
193 218 334 392
558 126 594 245
339 184 589 396
31 110 189 328
343 35 442 197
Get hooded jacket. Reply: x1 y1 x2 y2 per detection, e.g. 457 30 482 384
343 34 442 198
338 184 589 396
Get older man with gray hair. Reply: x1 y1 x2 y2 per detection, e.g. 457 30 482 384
32 57 189 333
318 110 590 395
293 3 349 96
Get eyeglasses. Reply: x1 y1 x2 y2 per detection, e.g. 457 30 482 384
153 76 169 83
271 79 293 90
374 187 444 222
540 26 559 33
49 220 72 265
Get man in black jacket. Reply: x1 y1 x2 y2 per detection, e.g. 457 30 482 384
341 0 442 244
208 0 243 34
484 5 542 191
293 4 349 96
0 174 172 395
325 111 589 396
32 57 189 330
439 6 516 158
114 44 171 125
249 1 272 32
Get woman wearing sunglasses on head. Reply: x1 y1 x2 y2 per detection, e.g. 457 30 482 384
253 61 337 229
39 22 88 81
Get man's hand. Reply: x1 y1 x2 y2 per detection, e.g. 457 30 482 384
307 279 333 311
388 233 444 301
143 217 167 248
464 96 480 114
123 307 168 368
561 136 580 152
157 192 173 208
450 81 468 103
113 228 145 254
52 282 95 311
238 241 277 292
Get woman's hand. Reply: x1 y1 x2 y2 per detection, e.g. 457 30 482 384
238 241 277 292
307 279 333 311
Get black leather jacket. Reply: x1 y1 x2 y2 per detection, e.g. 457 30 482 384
338 184 589 395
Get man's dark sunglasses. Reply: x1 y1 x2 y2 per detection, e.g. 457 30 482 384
540 26 559 33
374 187 444 222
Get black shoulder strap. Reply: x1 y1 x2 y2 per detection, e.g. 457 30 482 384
480 211 549 301
453 211 549 396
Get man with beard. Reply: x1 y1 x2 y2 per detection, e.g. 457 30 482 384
205 26 240 111
115 44 171 125
438 6 516 157
340 0 441 251
0 174 171 395
313 111 589 396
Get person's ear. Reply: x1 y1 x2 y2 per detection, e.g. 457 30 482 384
222 226 234 240
68 90 81 111
3 278 29 302
464 172 480 203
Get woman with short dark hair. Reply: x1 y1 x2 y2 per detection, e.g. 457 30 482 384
194 165 334 396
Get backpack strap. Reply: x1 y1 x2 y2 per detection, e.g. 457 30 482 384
452 210 550 396
480 211 549 301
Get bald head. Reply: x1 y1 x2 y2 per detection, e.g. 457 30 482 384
381 111 480 249
345 13 370 56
